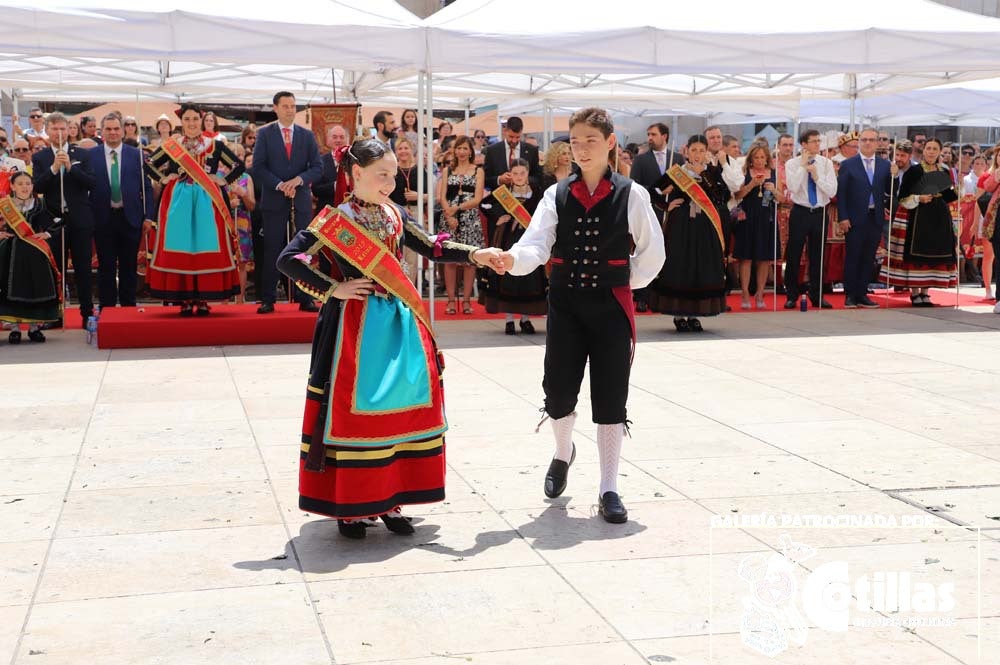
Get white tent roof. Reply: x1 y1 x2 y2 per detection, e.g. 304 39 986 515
424 0 1000 74
0 0 422 103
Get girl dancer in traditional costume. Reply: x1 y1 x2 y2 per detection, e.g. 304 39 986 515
277 139 497 539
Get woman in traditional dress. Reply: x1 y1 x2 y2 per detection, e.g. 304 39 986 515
275 138 495 539
146 103 244 316
733 144 778 309
437 135 485 314
478 158 547 334
0 171 62 343
647 134 728 332
881 138 958 307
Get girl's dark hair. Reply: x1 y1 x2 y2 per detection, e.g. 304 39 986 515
10 170 32 186
178 103 202 118
688 134 708 148
924 137 943 150
509 158 531 170
340 139 391 182
401 108 418 132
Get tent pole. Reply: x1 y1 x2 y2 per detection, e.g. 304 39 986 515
956 127 962 309
416 71 426 301
426 70 436 329
464 100 470 136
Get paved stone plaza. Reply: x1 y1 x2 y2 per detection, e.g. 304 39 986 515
1 303 999 664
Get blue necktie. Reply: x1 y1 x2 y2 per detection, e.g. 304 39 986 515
807 161 818 206
864 158 874 207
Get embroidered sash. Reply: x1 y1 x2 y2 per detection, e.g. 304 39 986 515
0 197 61 301
160 137 236 238
492 185 532 229
308 206 433 337
666 164 725 250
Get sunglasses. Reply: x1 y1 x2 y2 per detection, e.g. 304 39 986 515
125 123 137 127
13 147 30 153
962 151 975 156
29 114 42 119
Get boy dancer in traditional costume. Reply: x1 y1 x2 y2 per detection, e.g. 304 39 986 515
489 108 664 523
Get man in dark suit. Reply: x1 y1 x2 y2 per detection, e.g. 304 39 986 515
623 123 684 311
33 112 96 327
483 116 541 190
628 123 685 197
312 124 348 214
88 112 156 308
251 91 323 313
837 127 891 309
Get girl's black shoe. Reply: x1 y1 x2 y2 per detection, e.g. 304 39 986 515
8 331 21 344
27 330 46 343
380 513 415 535
337 520 368 539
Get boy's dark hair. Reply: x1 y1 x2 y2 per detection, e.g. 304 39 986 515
569 107 616 165
178 103 202 118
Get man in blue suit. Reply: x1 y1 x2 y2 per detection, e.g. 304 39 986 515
88 113 156 308
251 91 323 313
837 127 891 308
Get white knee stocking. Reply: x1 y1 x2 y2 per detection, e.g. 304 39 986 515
597 423 624 495
550 412 576 463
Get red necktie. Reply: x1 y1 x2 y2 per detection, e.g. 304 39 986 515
508 143 515 168
282 127 292 159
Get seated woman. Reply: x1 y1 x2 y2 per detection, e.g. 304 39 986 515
478 158 547 334
0 171 63 343
647 134 729 332
146 103 244 316
881 138 958 307
276 138 496 540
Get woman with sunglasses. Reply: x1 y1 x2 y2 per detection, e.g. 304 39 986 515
472 131 488 166
122 116 146 148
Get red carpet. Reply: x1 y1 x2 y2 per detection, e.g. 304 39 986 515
77 288 990 350
93 303 317 349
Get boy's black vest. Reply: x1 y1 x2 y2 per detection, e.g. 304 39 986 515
550 172 633 290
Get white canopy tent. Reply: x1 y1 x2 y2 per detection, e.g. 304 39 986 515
0 0 423 103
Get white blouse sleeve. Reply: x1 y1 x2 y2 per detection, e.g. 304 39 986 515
627 183 666 289
507 184 558 275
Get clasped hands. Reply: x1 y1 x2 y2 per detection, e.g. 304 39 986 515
277 176 303 198
473 247 513 274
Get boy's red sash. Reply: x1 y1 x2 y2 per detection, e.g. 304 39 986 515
666 164 725 250
0 197 61 301
308 206 432 336
161 137 236 238
492 185 533 229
